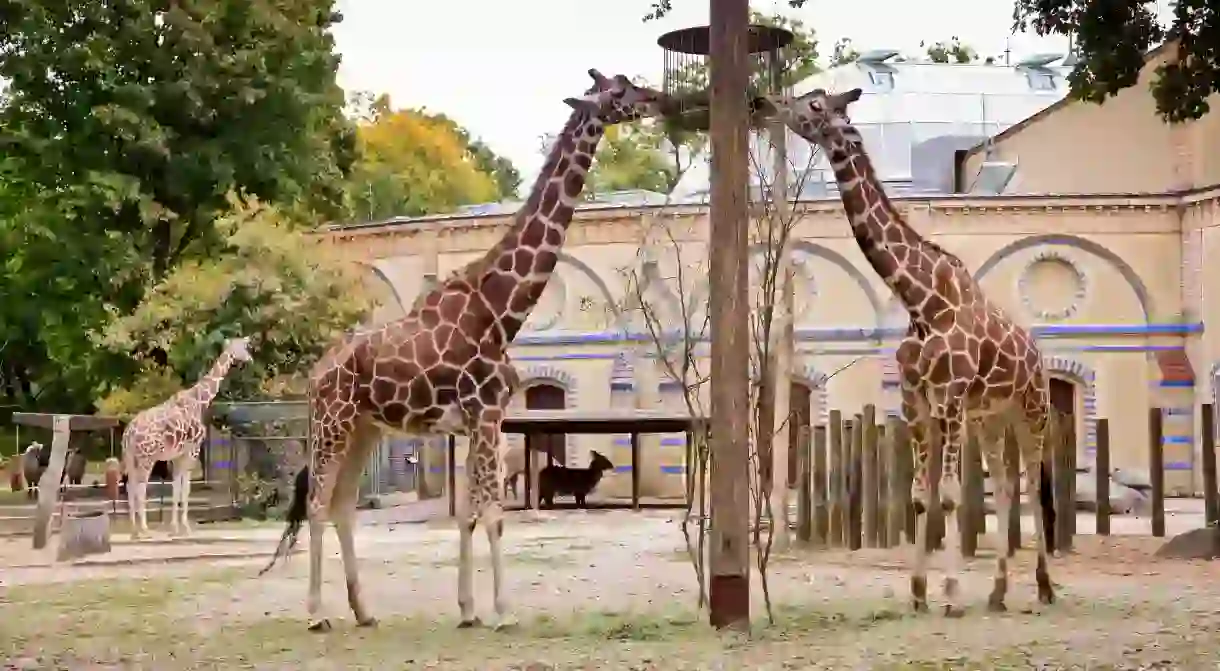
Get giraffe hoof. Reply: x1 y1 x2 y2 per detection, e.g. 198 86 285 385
493 617 518 632
356 616 379 629
942 605 965 619
986 599 1007 613
911 600 929 614
457 617 483 629
307 619 333 633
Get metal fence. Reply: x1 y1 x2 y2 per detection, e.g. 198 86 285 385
207 401 421 509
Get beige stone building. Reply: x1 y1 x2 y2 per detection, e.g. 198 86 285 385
328 45 1219 500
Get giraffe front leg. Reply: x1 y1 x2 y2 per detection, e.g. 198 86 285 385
177 460 194 537
939 410 968 619
456 515 480 628
484 502 515 630
167 467 181 536
902 386 934 613
306 517 331 632
979 422 1012 612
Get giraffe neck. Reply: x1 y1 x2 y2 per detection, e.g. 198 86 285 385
181 352 237 409
818 127 965 321
474 108 604 343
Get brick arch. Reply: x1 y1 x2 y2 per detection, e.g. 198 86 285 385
1042 355 1098 457
790 364 830 426
515 365 579 408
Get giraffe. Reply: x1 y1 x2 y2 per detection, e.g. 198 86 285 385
761 88 1057 616
121 336 252 539
258 70 675 632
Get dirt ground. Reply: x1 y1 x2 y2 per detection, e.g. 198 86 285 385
2 507 1219 670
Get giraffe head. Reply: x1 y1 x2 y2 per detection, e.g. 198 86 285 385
563 69 670 125
760 87 863 149
224 336 253 364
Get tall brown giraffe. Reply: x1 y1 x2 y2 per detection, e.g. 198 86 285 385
121 336 252 539
762 88 1057 616
260 70 674 632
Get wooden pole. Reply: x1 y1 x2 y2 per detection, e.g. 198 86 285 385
795 426 812 544
926 421 944 552
849 415 863 550
33 415 71 550
876 422 889 547
1202 405 1220 558
1094 418 1111 536
828 410 844 547
707 0 752 630
886 415 907 546
861 405 878 548
813 425 829 546
1052 413 1075 553
1004 427 1021 555
1149 407 1165 538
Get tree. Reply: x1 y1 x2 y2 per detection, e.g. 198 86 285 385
829 38 861 67
924 37 979 63
0 0 356 277
645 0 1220 123
1013 0 1220 122
94 195 377 417
345 95 502 221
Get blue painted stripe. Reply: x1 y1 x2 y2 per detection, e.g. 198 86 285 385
428 466 466 473
1081 345 1187 352
509 323 1202 347
1159 380 1195 388
612 437 686 447
612 465 686 473
213 460 233 469
1166 461 1192 471
1163 435 1193 445
610 381 634 391
1163 407 1194 416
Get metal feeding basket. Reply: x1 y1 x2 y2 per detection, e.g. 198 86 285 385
656 24 796 132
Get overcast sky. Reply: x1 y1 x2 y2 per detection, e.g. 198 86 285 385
331 0 1173 193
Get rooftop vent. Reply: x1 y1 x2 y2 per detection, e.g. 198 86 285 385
1016 53 1062 69
858 49 901 64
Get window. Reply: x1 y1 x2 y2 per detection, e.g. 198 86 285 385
1027 72 1056 91
868 70 894 90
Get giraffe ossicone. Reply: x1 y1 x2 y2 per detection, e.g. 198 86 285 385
257 69 675 633
764 88 1058 616
121 335 253 539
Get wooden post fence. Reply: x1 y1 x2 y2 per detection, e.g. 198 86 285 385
813 425 829 546
1095 418 1111 536
796 425 812 544
862 404 878 548
1202 404 1220 558
1004 427 1021 555
828 410 845 547
1149 407 1165 538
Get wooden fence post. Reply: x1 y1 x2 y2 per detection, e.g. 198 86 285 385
828 410 844 548
1095 418 1111 536
813 425 829 546
881 421 891 547
796 425 812 544
886 415 908 546
1052 411 1074 553
849 415 864 550
1004 427 1021 555
1149 407 1165 538
862 405 878 548
1202 404 1220 558
926 421 944 552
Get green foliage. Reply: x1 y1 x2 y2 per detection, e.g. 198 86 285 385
829 38 861 67
0 0 357 414
94 195 376 418
344 94 506 221
1013 0 1219 122
924 37 979 64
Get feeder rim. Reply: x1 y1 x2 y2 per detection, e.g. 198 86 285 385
656 24 795 56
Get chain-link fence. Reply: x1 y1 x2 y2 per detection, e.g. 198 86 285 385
207 401 423 515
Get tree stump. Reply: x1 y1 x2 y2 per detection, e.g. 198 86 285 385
56 510 112 562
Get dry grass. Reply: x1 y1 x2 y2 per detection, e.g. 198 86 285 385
1 510 1219 669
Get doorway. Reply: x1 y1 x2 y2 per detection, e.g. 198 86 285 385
525 383 567 467
788 382 813 487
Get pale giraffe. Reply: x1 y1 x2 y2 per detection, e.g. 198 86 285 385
762 88 1057 615
121 336 252 539
259 70 674 632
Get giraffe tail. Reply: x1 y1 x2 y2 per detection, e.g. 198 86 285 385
259 466 309 576
1039 460 1056 555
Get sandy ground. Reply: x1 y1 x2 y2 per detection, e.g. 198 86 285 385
2 503 1220 670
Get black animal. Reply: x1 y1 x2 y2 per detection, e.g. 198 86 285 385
21 443 82 499
119 459 173 495
538 451 615 509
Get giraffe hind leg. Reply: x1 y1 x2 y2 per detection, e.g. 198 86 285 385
977 416 1013 612
332 419 380 628
901 386 934 613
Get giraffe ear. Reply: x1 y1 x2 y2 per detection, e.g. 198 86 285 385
564 95 600 112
